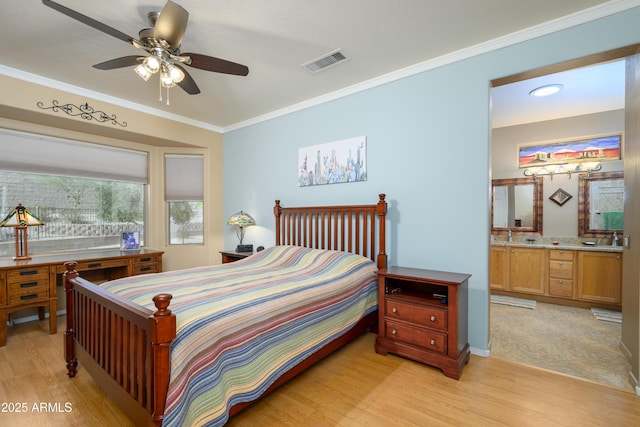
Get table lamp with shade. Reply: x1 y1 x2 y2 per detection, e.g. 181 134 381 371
227 210 255 252
0 204 45 260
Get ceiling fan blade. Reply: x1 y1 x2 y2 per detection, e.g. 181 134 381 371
183 53 249 76
153 1 189 49
175 65 200 95
93 56 141 70
42 0 135 45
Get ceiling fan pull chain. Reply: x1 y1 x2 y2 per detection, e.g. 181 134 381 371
158 76 163 103
166 87 171 106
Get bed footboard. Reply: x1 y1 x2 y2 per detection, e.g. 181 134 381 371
63 262 176 427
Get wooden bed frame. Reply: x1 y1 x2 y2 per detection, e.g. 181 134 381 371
63 194 388 426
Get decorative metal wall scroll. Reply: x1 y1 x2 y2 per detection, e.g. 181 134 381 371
37 100 127 127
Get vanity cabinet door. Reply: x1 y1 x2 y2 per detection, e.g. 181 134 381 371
577 251 622 304
509 247 546 295
489 246 509 290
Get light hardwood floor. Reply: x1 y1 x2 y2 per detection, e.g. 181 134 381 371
1 316 639 426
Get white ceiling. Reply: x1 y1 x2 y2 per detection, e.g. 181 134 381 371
0 0 632 131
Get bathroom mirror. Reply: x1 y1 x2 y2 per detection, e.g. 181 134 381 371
491 177 543 235
578 171 624 237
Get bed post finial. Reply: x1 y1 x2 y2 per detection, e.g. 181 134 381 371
63 261 79 377
376 194 387 269
274 200 282 246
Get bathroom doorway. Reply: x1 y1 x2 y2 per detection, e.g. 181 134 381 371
488 47 638 390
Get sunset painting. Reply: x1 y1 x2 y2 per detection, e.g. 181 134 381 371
518 134 621 168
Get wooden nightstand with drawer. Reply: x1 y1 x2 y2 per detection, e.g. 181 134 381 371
375 266 471 379
1 265 57 346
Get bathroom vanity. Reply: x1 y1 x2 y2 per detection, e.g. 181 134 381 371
490 242 622 311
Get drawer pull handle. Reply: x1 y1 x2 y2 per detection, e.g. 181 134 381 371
20 281 38 288
20 293 38 300
140 267 152 272
391 307 397 313
559 280 563 284
88 263 102 268
140 257 151 262
430 339 436 346
391 329 397 335
430 315 436 322
19 270 38 276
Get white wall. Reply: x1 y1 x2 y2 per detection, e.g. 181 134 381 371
223 8 640 353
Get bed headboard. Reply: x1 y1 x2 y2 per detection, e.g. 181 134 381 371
274 194 387 269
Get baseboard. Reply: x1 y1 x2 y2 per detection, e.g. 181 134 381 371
470 346 490 357
618 339 639 394
7 309 67 326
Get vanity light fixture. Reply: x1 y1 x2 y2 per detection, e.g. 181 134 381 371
529 84 563 97
523 162 601 179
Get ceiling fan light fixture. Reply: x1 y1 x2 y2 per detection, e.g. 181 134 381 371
134 64 153 81
166 63 185 83
143 55 162 73
160 70 176 88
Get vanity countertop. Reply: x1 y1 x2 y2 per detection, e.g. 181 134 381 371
490 241 623 253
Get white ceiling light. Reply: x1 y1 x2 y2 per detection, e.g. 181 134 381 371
529 84 563 97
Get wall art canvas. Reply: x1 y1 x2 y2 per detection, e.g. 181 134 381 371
518 134 621 168
298 136 366 186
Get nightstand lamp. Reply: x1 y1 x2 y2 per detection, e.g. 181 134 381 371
227 210 256 252
0 203 45 260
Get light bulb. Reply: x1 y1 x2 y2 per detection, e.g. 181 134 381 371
160 71 176 88
166 63 185 83
143 55 161 73
134 64 152 81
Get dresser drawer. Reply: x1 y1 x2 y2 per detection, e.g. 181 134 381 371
549 260 573 279
549 278 573 298
7 266 49 282
385 320 447 354
385 298 447 331
549 250 574 261
7 282 49 305
132 262 160 275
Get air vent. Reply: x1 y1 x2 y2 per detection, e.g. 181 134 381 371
302 49 348 73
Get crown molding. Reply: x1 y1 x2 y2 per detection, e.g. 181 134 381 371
224 0 640 132
2 1 638 134
0 64 223 133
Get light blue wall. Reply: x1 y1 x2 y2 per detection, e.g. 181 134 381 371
223 8 640 353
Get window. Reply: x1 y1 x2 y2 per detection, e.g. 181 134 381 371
165 154 204 245
0 129 147 257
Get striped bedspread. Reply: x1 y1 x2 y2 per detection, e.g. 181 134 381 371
101 245 378 426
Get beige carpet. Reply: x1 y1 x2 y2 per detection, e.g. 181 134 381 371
490 300 633 391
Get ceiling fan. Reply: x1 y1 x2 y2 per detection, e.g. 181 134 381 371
42 0 249 101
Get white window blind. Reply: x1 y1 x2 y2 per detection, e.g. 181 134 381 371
165 154 204 201
0 128 147 183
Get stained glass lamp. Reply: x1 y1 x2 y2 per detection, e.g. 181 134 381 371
227 211 256 252
0 204 45 260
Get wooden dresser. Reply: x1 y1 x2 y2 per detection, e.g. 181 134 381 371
375 266 471 379
0 249 163 346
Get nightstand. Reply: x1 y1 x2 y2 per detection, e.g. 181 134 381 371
220 250 252 264
375 266 471 379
